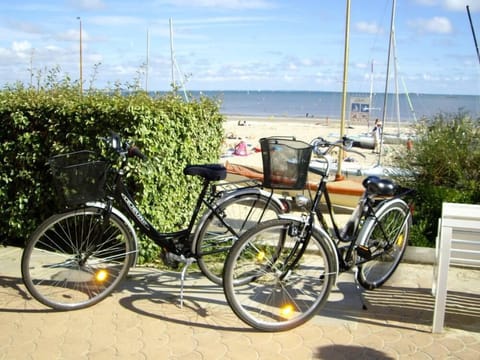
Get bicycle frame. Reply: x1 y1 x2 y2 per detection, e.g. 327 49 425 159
272 137 414 282
107 169 212 254
107 166 282 258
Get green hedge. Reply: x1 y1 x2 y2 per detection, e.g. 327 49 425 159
0 83 224 262
399 112 480 247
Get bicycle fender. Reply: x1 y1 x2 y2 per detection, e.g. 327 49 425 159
191 188 286 251
86 202 139 267
278 214 340 284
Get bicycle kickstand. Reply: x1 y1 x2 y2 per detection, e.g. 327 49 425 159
353 267 368 310
179 257 196 308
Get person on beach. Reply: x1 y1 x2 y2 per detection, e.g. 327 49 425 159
372 118 381 154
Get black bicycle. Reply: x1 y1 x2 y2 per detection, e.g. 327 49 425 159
21 133 286 310
222 136 414 331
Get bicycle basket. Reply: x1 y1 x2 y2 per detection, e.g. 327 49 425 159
49 150 108 207
260 137 312 190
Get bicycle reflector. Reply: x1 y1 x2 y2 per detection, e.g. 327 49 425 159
256 251 265 262
396 233 404 247
280 304 294 319
95 269 109 282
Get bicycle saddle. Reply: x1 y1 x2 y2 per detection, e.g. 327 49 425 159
362 176 396 196
184 164 227 181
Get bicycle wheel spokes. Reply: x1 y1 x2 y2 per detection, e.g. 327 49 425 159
224 219 334 331
196 194 281 285
357 201 410 289
22 207 134 310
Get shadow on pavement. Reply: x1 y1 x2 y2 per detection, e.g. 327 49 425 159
115 268 480 333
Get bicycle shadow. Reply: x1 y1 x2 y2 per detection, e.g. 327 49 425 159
117 268 256 332
0 275 58 313
117 267 480 334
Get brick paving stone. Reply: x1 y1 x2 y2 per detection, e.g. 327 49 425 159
223 340 260 359
419 342 450 358
452 348 480 360
388 336 420 357
434 335 466 353
273 331 306 351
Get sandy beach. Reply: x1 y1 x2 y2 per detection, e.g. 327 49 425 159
221 115 414 173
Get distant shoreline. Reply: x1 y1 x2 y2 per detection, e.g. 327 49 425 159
224 114 415 129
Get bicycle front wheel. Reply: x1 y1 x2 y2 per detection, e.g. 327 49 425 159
223 218 336 332
195 192 283 285
21 206 136 310
356 198 412 290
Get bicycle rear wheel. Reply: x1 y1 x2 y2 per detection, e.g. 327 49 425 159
195 192 283 285
356 198 411 290
223 218 336 332
21 206 136 310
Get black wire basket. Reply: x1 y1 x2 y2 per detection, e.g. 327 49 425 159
260 137 312 190
49 151 108 207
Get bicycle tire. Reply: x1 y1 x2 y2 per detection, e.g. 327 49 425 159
223 218 336 332
21 205 136 310
195 192 283 285
356 198 411 290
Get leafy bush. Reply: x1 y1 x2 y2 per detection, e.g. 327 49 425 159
400 111 479 247
0 77 224 263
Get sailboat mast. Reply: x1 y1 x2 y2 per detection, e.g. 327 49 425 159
402 77 418 122
466 5 480 65
378 0 396 166
392 26 401 136
146 27 149 92
368 59 374 130
169 18 175 89
336 0 351 181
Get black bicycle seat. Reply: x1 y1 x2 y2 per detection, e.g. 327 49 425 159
184 164 227 181
362 176 396 196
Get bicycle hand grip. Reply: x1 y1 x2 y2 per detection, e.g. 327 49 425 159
128 146 146 160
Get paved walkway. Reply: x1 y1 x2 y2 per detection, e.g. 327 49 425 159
1 245 479 359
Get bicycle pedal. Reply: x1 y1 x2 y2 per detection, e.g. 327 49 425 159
356 245 372 260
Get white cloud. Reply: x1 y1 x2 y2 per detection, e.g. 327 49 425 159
70 0 106 10
89 16 143 26
355 21 383 34
444 0 480 11
415 0 480 11
415 0 437 5
12 40 32 53
160 0 275 10
409 17 453 34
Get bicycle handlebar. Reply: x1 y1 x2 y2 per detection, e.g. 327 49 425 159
128 146 146 160
309 136 366 177
311 136 365 157
102 133 146 160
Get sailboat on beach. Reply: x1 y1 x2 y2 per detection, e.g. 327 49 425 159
347 0 416 152
312 0 415 181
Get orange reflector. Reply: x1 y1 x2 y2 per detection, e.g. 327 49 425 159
280 304 294 318
95 269 108 282
396 234 404 246
256 251 265 262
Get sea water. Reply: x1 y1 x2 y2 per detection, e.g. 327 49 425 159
189 90 479 122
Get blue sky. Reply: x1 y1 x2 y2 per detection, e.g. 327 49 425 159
1 0 479 95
